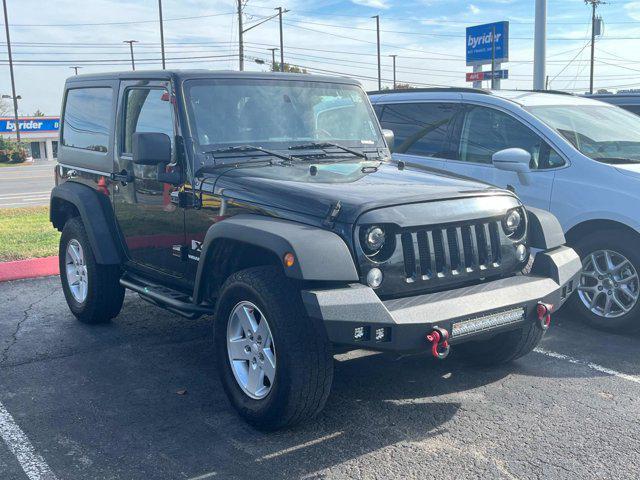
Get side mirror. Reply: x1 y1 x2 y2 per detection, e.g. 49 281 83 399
492 148 531 173
382 129 395 150
132 132 171 165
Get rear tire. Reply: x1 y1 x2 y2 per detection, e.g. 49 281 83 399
59 217 124 324
568 230 640 332
455 321 544 366
214 266 333 430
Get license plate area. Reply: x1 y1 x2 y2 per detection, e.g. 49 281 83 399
451 307 526 339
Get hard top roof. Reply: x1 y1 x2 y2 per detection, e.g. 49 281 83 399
65 69 362 86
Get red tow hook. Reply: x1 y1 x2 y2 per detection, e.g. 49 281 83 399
426 327 450 360
537 303 554 330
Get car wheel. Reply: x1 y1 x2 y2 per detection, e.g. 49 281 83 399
59 217 125 324
214 266 333 430
569 230 640 332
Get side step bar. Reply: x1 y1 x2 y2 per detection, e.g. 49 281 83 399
120 274 214 320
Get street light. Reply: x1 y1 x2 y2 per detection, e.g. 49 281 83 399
123 40 138 71
69 66 82 75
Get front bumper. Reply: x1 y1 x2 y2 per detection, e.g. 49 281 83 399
302 246 581 352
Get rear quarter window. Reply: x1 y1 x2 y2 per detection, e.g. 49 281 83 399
62 87 113 152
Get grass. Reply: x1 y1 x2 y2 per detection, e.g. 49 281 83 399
0 162 29 168
0 206 59 261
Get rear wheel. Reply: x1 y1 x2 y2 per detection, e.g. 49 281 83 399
59 217 124 323
455 321 544 366
214 266 333 430
568 230 640 332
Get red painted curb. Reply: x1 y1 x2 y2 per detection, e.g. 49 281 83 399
0 256 59 282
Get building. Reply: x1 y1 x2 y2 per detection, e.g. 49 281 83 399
0 116 60 161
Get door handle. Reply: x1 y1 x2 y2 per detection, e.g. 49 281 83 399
110 170 134 185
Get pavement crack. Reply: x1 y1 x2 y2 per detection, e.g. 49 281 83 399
1 290 55 365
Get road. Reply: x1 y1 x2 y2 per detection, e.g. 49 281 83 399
0 162 55 208
1 276 639 479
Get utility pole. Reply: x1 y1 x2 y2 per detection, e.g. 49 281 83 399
2 0 19 142
158 0 166 69
586 0 604 94
237 0 244 71
123 40 138 71
373 15 381 90
69 66 81 75
277 7 284 72
268 47 278 71
491 25 496 89
533 0 547 90
389 54 397 89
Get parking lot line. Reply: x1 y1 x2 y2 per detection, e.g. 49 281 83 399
0 401 58 480
535 347 640 385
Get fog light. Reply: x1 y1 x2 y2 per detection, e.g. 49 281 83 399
516 244 528 262
367 268 383 288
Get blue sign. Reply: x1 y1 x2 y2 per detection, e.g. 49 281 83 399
466 21 509 66
0 117 60 134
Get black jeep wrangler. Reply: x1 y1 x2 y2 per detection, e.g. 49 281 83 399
51 71 581 430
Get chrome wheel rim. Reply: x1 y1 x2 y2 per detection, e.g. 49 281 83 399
226 301 276 400
578 249 639 318
65 239 88 303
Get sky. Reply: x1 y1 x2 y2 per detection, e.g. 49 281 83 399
2 0 640 115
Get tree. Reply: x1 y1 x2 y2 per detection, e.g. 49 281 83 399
271 62 308 74
33 109 45 117
394 82 413 90
0 99 11 117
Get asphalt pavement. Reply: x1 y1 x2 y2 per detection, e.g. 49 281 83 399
0 162 55 208
1 276 639 479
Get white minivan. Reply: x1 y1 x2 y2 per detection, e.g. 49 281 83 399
371 89 640 331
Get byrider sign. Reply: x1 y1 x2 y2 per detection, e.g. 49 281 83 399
466 21 509 66
0 117 60 134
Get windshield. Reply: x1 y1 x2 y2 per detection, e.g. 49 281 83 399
184 78 382 151
527 104 640 163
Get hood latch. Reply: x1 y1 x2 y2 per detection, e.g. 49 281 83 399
323 201 342 228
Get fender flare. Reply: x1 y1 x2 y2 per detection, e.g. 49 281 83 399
50 182 123 265
193 214 359 303
525 206 566 250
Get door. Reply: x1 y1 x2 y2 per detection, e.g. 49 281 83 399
446 104 562 210
377 102 460 170
112 80 186 278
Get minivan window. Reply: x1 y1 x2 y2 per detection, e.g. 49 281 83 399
62 87 113 152
379 102 457 157
459 105 562 169
122 88 174 154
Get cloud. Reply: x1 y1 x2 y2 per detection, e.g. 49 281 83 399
469 4 480 15
350 0 391 9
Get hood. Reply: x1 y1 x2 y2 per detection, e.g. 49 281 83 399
211 161 510 223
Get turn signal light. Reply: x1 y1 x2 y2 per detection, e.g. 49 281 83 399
283 252 295 268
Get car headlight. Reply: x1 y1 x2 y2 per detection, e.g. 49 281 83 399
363 226 386 253
504 209 522 234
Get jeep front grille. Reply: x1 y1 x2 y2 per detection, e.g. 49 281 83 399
400 221 502 282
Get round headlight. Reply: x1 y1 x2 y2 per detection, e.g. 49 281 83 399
504 209 522 234
363 226 386 253
367 268 383 288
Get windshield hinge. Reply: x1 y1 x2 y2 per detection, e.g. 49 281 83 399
323 201 342 227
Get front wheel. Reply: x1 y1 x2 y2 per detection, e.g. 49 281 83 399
214 266 333 430
568 230 640 332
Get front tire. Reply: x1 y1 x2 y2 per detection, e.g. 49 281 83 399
59 217 124 324
455 321 544 366
568 230 640 332
214 266 333 430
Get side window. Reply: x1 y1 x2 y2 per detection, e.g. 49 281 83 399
459 105 564 169
379 102 458 157
122 88 174 155
622 105 640 117
62 87 113 152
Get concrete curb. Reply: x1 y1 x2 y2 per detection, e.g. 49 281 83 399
0 256 59 282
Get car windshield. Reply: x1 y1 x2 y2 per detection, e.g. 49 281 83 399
184 78 382 154
527 104 640 163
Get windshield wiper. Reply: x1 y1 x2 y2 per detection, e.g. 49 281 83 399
593 157 640 164
205 145 301 163
288 142 368 159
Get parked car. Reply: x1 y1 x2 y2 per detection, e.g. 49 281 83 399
583 92 640 116
50 72 580 430
370 88 640 331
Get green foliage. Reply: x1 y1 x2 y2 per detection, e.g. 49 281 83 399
271 62 308 74
0 138 28 164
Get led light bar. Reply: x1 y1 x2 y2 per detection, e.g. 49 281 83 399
451 308 525 338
